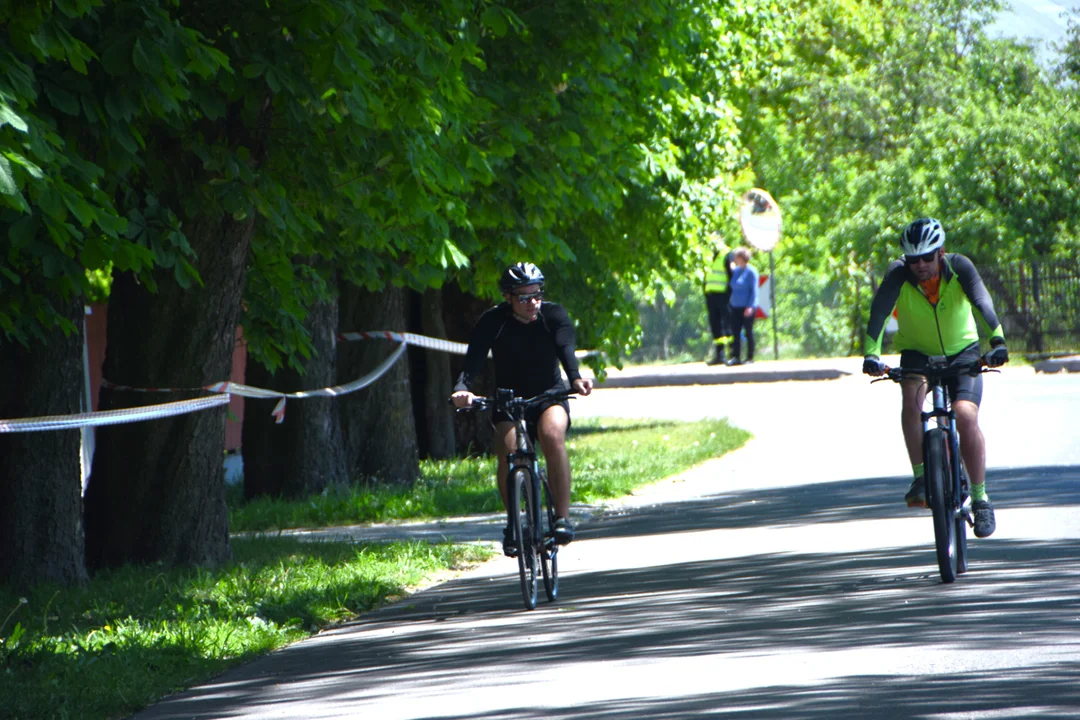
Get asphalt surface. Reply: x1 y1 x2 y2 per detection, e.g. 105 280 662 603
135 355 1080 720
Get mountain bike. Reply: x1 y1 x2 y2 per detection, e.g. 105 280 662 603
458 388 575 610
873 357 996 583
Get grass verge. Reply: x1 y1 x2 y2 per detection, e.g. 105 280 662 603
1 416 749 719
229 416 750 531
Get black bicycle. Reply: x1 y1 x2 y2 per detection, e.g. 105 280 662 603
874 357 996 583
458 388 575 610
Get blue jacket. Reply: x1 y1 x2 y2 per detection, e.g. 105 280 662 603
729 265 759 309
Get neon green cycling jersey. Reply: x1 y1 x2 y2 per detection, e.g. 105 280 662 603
865 253 1005 357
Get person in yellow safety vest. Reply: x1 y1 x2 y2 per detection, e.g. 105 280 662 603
704 246 735 365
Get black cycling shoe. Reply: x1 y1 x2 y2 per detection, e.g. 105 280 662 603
502 525 519 557
553 517 575 545
905 475 927 508
973 499 996 538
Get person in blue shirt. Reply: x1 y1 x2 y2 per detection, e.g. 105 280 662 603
727 247 759 366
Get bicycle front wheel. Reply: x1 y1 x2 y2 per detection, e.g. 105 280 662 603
539 468 558 603
510 468 539 610
956 460 969 574
926 428 957 583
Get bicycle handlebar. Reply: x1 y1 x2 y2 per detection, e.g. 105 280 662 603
871 358 997 385
451 388 577 415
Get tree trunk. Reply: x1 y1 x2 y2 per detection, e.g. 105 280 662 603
338 283 419 485
441 283 496 457
0 296 88 587
408 288 456 460
242 293 347 499
83 213 251 570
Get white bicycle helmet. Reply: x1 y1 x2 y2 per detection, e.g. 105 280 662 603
900 218 945 256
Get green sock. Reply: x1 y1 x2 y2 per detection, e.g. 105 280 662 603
912 463 924 480
971 483 988 502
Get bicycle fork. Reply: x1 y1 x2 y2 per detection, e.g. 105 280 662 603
925 386 973 529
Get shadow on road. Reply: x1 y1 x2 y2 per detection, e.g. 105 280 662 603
135 465 1080 719
586 464 1080 537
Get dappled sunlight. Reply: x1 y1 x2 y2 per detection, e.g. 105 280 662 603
133 464 1080 719
153 531 1080 719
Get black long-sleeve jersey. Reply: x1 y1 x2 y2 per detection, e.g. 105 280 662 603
454 302 582 399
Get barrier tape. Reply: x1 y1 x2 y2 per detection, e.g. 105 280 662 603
339 330 469 355
3 328 599 432
336 329 598 359
0 395 229 433
206 342 408 423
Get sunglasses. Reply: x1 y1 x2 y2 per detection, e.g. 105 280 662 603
905 250 939 265
512 290 544 303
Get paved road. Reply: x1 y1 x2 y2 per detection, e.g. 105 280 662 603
135 363 1080 719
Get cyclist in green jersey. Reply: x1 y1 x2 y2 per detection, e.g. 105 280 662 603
862 218 1009 538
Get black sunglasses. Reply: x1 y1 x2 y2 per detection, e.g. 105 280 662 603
905 250 939 265
512 290 544 302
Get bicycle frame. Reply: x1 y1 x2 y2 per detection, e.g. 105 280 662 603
876 356 991 582
460 388 572 609
921 360 972 534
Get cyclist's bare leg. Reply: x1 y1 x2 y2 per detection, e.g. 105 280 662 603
536 403 571 518
492 420 517 513
900 377 929 467
954 399 986 488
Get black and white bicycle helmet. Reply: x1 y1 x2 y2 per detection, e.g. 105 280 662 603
900 218 945 256
498 262 545 292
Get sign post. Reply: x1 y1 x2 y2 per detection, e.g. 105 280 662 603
738 189 782 360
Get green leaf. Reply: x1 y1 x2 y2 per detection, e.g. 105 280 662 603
132 39 161 75
243 64 265 79
4 151 44 180
101 38 132 76
0 104 28 133
8 215 36 247
443 239 470 269
481 7 509 37
125 209 146 239
0 156 17 195
43 84 80 116
61 192 97 227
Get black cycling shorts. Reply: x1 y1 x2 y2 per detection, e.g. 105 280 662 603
900 343 983 407
493 384 572 441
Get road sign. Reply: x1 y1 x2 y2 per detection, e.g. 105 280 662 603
739 189 782 252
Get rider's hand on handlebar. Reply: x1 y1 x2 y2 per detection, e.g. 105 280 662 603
572 377 593 397
984 339 1009 368
450 390 477 409
862 355 887 376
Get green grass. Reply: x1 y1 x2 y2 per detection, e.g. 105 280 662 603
229 416 751 531
0 538 487 720
1 416 749 719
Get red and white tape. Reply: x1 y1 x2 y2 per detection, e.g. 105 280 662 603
337 330 597 359
2 329 598 432
338 330 469 355
206 342 408 423
0 395 230 433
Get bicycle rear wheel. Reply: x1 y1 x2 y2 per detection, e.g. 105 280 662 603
539 468 558 603
926 428 957 583
510 468 539 610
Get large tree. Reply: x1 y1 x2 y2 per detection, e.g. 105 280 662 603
0 0 221 581
0 295 87 587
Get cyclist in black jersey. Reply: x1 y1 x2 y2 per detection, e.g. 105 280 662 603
862 218 1009 538
451 262 593 555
